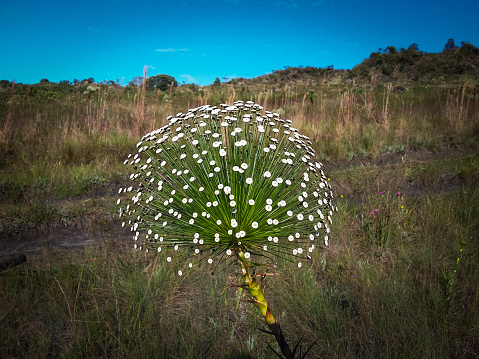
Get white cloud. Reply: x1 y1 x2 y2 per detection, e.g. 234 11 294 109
155 48 188 53
275 0 299 9
179 74 196 83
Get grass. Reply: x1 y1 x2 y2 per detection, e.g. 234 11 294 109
0 78 479 357
1 186 478 358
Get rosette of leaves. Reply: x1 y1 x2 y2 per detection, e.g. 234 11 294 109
118 101 335 358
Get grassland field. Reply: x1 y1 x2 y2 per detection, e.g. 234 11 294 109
0 78 478 358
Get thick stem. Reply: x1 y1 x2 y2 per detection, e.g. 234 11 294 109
234 247 294 359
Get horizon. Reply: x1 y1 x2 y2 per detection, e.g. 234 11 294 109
1 0 478 86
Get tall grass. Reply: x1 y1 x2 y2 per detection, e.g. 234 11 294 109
1 79 479 357
1 185 478 358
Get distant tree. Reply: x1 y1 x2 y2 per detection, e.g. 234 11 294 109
147 74 177 91
444 39 459 51
460 41 479 55
39 79 50 84
213 77 221 86
407 43 419 53
385 46 397 54
129 76 144 87
59 80 70 85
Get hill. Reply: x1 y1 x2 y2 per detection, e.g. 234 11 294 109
227 40 479 86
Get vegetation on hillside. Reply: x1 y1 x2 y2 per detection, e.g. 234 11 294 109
0 41 478 358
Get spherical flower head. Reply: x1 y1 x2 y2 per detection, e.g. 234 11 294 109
117 102 335 274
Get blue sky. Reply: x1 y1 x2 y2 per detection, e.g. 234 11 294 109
1 0 478 86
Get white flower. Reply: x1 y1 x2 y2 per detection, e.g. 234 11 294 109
264 171 271 178
251 222 258 228
214 167 220 172
230 200 236 207
224 186 231 194
297 214 304 220
178 270 183 276
265 205 272 211
199 187 204 192
266 198 273 205
298 262 302 268
208 258 213 264
246 177 253 184
287 210 293 216
226 249 232 256
241 163 248 169
249 199 255 205
244 252 250 259
216 220 222 225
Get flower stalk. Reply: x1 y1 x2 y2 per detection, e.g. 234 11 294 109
235 246 294 358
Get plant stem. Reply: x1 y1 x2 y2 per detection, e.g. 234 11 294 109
234 246 294 359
